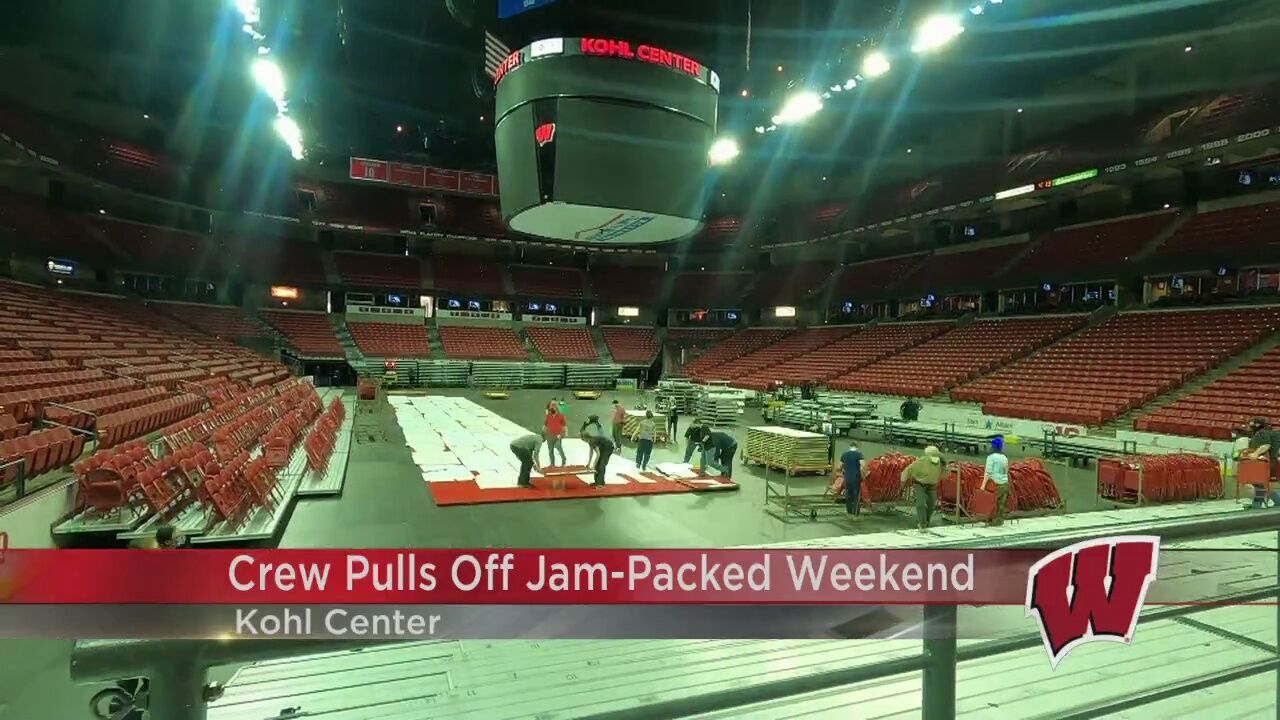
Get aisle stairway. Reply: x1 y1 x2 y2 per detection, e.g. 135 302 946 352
515 325 542 361
319 248 342 286
1108 330 1280 431
1132 210 1196 261
588 325 614 363
425 321 445 357
329 314 364 365
71 215 130 262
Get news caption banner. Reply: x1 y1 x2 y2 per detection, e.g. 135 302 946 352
0 545 1270 645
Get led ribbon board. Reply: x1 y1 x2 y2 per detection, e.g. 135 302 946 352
495 37 720 93
1050 168 1098 187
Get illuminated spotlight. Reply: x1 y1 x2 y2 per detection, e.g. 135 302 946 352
142 113 149 119
774 90 823 125
257 46 270 55
843 78 857 90
861 51 890 78
251 58 286 104
822 91 831 99
989 0 1002 4
830 84 842 93
766 124 777 132
776 65 783 72
1016 107 1024 113
235 0 260 24
275 115 304 160
740 89 749 97
970 3 984 15
906 147 913 154
396 124 404 133
912 14 965 54
754 126 766 134
1184 45 1193 52
708 137 741 165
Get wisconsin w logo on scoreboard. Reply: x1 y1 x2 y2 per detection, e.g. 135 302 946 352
1025 536 1160 668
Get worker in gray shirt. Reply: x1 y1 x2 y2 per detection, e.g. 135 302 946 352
510 432 544 488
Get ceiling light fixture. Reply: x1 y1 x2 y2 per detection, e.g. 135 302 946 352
773 90 823 125
708 137 741 165
861 51 891 78
913 14 965 54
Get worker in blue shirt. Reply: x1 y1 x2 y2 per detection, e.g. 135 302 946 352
841 442 867 517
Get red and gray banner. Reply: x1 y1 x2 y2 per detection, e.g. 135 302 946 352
0 547 1272 646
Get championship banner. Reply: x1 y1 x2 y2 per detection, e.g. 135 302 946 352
349 157 497 196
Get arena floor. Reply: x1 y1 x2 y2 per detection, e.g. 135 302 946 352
280 388 1112 550
0 390 1123 719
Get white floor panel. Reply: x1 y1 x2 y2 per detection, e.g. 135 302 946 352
394 397 673 489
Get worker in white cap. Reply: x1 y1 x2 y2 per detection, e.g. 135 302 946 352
901 445 945 529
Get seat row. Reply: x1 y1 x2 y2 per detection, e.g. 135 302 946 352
0 426 87 487
525 326 599 362
437 325 528 360
602 327 659 364
96 394 208 449
952 308 1279 425
305 397 346 474
828 317 1085 397
1136 347 1280 439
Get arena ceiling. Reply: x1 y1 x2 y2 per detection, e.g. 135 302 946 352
0 0 1277 215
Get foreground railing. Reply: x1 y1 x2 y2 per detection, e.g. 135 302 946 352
70 509 1280 720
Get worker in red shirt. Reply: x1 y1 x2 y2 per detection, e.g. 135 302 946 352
610 400 627 448
544 403 568 467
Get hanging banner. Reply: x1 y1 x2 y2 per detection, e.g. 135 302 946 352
349 158 495 197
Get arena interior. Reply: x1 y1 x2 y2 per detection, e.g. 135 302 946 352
1 0 1280 718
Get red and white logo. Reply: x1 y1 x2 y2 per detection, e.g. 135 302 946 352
535 123 556 147
1025 536 1160 668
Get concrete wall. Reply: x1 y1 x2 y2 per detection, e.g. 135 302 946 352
0 482 75 549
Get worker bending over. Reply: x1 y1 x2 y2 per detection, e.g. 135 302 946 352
703 428 738 479
683 422 706 466
510 432 544 488
581 430 615 487
581 415 605 467
901 445 944 529
982 436 1009 526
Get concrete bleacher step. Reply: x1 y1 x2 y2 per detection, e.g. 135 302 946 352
1133 209 1195 261
1106 329 1280 432
588 325 614 363
995 229 1048 276
70 215 131 263
318 247 342 286
514 325 542 362
328 314 364 364
425 321 444 358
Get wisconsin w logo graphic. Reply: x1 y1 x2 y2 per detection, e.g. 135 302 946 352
1025 536 1160 668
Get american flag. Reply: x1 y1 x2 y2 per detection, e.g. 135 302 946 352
483 30 511 79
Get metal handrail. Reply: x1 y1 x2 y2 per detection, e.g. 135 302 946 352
69 512 1280 720
0 456 25 499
